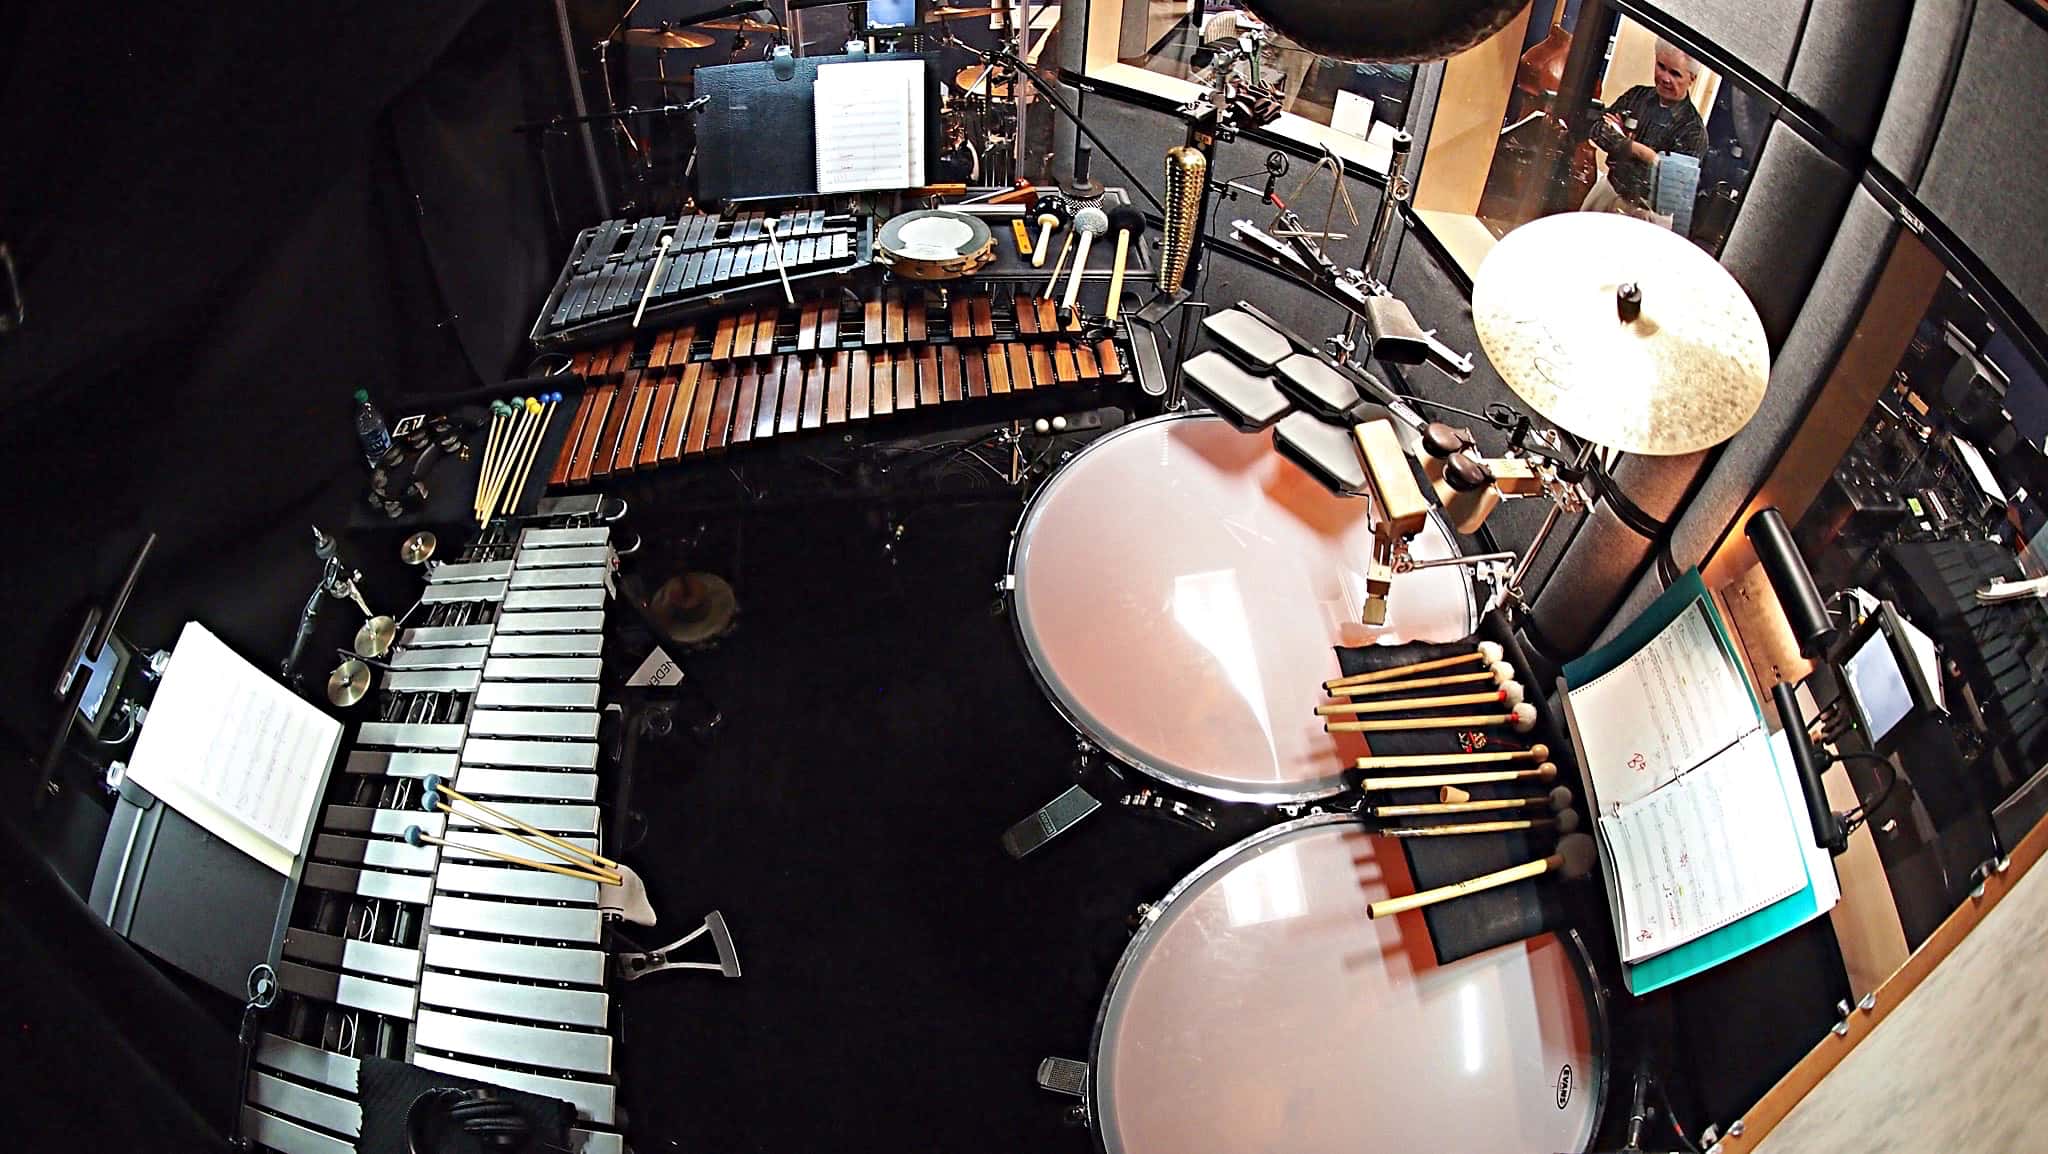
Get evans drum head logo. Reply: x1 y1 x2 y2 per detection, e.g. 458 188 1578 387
1555 1064 1574 1109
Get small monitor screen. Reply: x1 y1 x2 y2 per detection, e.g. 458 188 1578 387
1844 629 1914 743
868 0 919 29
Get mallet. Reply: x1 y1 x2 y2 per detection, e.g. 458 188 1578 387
1367 832 1598 919
1041 231 1076 299
1383 810 1580 838
1317 680 1524 716
1326 641 1505 691
1355 744 1550 771
1325 661 1516 698
1358 762 1559 793
1061 205 1110 312
1367 785 1573 819
1104 205 1146 321
1030 196 1067 268
1326 701 1537 734
420 775 621 883
632 233 674 327
404 825 613 884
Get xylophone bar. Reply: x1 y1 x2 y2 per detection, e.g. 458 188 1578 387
548 287 1126 488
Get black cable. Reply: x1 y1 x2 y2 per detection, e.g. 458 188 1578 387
1650 1076 1703 1154
1834 750 1901 833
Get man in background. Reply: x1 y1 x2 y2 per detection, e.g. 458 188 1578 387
1582 38 1707 224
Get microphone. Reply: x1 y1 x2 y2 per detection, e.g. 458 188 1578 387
1746 507 1837 659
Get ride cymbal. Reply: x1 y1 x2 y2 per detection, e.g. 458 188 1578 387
620 27 715 49
1471 212 1768 456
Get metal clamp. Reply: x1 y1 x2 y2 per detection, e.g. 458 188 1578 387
617 910 741 980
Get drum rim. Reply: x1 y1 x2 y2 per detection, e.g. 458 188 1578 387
1081 811 1612 1154
1003 411 1478 804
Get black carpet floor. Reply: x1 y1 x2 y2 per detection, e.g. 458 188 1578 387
614 499 1243 1153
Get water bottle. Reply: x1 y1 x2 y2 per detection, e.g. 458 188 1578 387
352 388 392 466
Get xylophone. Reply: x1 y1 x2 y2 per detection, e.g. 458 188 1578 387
240 511 632 1154
547 285 1130 488
532 209 870 349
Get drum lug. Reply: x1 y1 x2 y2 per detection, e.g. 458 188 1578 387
1120 788 1218 832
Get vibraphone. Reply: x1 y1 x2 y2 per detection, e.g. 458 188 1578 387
547 286 1130 487
532 209 870 349
241 512 626 1154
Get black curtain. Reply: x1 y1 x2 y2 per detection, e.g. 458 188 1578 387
0 2 576 1140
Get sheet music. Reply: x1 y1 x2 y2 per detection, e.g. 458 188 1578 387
1599 730 1809 962
1571 599 1757 810
815 60 924 194
124 622 340 875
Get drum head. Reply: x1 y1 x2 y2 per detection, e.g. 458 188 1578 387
1093 818 1603 1154
1009 414 1474 802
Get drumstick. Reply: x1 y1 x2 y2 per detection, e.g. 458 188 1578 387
1030 196 1066 268
1382 812 1579 838
1041 231 1075 299
1355 744 1550 770
762 217 796 305
404 825 616 885
1325 641 1505 691
1062 205 1109 312
499 391 560 516
1316 681 1523 716
632 234 673 328
1367 833 1596 919
1368 786 1573 819
1358 762 1559 792
423 775 620 872
1104 206 1146 322
1325 662 1515 697
1326 702 1537 734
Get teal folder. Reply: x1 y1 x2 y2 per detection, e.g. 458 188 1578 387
1561 569 1835 995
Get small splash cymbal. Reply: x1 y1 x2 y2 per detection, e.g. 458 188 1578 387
354 615 397 659
400 531 437 566
327 659 371 708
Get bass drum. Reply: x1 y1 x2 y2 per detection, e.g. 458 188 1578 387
1007 412 1475 804
1089 815 1606 1154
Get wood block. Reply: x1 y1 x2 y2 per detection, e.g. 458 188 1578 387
1355 419 1428 540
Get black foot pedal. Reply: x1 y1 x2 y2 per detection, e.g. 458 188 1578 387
1002 785 1102 859
1037 1057 1090 1099
617 910 742 979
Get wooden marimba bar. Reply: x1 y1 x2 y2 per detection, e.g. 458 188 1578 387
548 286 1127 488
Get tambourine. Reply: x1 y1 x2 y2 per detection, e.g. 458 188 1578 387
875 209 996 281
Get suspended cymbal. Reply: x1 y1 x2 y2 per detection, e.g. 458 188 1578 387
400 530 437 566
620 27 716 50
1471 212 1768 457
954 64 1012 98
694 17 781 33
327 659 371 708
354 615 397 659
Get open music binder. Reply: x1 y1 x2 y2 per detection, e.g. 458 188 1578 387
1557 570 1840 994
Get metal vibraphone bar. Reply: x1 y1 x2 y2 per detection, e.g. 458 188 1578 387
241 511 625 1154
547 285 1130 488
532 208 872 350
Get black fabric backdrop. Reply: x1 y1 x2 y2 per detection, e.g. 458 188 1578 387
0 2 591 1143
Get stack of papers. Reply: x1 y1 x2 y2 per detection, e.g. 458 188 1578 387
814 59 926 194
1562 571 1840 992
123 622 340 874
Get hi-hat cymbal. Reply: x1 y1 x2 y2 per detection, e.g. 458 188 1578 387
954 64 1012 97
400 530 437 566
327 659 371 708
1471 212 1769 457
620 27 716 49
695 16 781 33
354 615 397 659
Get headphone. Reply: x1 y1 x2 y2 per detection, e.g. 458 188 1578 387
406 1088 534 1153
